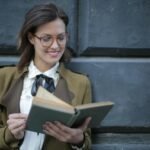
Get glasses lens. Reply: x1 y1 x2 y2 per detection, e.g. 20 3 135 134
41 35 52 47
57 34 67 46
39 33 67 47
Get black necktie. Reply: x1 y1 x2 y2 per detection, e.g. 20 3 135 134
31 74 55 96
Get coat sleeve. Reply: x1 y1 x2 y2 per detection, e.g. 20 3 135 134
81 76 92 150
70 77 92 150
0 67 20 149
0 106 20 149
70 76 92 150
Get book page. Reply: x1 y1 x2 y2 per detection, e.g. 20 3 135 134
36 86 72 108
33 97 75 114
76 101 114 110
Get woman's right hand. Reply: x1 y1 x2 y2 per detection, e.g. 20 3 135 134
7 113 27 140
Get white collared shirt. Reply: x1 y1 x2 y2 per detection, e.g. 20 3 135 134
20 61 59 150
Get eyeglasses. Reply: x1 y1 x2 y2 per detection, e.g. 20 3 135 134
33 32 67 47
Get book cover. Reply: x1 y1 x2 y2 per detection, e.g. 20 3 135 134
26 87 114 133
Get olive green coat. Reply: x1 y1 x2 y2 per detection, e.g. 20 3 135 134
0 64 91 150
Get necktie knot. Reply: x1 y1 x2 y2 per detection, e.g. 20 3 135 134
31 74 55 96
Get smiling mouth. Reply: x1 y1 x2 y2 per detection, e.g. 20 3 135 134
46 51 61 57
47 50 60 53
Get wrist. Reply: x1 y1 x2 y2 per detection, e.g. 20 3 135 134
71 143 85 150
14 131 25 140
71 133 85 149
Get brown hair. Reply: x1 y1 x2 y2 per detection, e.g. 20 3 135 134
17 3 71 71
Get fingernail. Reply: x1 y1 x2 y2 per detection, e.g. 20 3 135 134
54 121 59 125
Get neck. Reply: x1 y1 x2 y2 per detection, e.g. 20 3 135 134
33 60 56 72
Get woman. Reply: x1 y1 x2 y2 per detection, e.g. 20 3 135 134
0 3 92 150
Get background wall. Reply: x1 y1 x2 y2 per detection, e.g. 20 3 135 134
0 0 150 149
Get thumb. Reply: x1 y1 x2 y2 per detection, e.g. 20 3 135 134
79 117 92 131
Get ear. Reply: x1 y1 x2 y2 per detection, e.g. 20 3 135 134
28 32 35 45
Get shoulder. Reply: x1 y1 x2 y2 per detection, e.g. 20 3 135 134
67 68 89 83
60 64 91 87
0 66 18 74
0 66 19 79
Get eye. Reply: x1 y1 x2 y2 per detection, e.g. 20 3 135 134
42 36 52 42
57 34 66 41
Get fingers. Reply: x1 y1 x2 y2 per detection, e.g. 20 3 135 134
43 121 84 144
43 122 69 142
8 121 26 138
7 119 26 130
79 117 92 131
7 113 27 139
8 113 28 120
43 121 77 136
54 121 84 143
42 117 91 144
7 113 27 132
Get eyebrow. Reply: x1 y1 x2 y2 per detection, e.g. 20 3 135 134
40 32 66 37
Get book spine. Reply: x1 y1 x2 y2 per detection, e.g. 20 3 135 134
67 109 80 126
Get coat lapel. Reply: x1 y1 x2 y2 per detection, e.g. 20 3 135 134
1 63 75 114
54 76 74 104
1 67 28 115
1 76 24 114
1 76 73 114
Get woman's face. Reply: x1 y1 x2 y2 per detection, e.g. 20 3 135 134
29 18 67 71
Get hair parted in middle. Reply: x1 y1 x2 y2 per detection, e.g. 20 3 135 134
17 3 71 71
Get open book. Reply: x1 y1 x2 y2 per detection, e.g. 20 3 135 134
27 87 114 133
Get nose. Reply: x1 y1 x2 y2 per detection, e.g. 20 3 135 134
50 39 59 49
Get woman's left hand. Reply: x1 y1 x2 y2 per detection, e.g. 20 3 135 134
42 117 91 144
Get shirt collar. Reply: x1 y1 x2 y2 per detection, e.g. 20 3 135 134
28 61 59 80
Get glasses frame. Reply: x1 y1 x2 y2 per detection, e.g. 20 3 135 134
33 32 67 47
